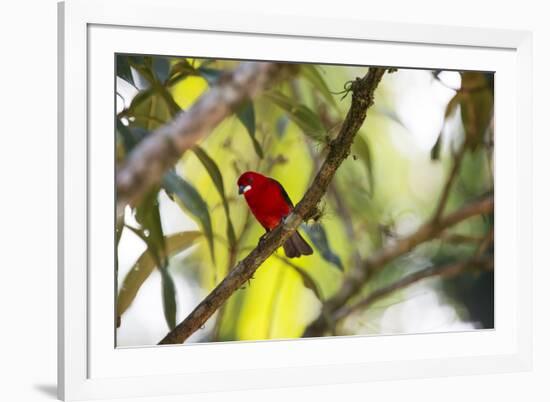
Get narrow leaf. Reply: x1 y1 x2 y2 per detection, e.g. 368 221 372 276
170 59 195 78
127 55 146 66
264 91 325 142
160 268 177 330
116 55 134 86
156 85 182 118
198 66 222 85
376 105 408 131
351 135 375 197
152 57 171 84
128 88 154 115
116 120 149 152
167 59 196 85
301 65 338 109
196 68 262 157
192 146 237 247
236 101 263 159
276 115 289 138
127 57 151 90
135 189 165 260
162 171 216 263
280 258 324 301
301 224 344 271
132 90 172 131
117 231 201 318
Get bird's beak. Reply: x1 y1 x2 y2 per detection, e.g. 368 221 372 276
238 185 251 195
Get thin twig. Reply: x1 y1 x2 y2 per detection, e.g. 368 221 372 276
432 144 467 221
158 68 387 345
475 227 494 258
303 194 493 337
333 256 494 322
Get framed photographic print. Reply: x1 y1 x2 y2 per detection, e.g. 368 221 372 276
58 0 533 400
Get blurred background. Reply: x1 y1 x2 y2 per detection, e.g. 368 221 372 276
115 56 494 347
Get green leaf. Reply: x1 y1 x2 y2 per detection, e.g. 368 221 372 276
351 134 375 197
192 146 237 248
162 171 216 263
301 224 344 271
132 89 172 131
127 55 146 66
160 268 177 330
117 231 201 319
167 59 196 85
198 66 222 85
128 88 154 113
236 101 263 159
276 115 289 138
264 91 325 142
135 189 165 260
152 57 171 84
156 85 182 118
116 120 149 152
127 56 152 90
375 105 408 131
301 65 338 109
170 59 195 77
116 55 134 86
128 62 180 127
280 259 324 301
195 66 263 157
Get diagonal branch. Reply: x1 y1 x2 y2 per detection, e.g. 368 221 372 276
116 62 295 212
303 194 493 337
333 256 494 324
158 67 387 345
432 144 467 221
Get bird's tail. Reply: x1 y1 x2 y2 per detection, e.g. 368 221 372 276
283 230 314 258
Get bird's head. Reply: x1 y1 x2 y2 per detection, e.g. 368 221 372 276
237 171 267 195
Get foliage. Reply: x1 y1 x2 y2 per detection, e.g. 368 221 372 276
115 56 494 343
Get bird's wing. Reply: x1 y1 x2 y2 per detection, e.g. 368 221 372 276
269 178 294 208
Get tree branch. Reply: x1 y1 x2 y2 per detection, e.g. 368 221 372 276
333 256 494 323
303 194 493 337
158 67 387 345
116 62 295 212
432 144 467 221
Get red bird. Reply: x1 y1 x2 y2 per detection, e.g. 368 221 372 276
237 171 313 258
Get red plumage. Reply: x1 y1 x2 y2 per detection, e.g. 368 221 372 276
237 171 313 258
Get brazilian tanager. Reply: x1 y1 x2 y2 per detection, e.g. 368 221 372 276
237 171 314 258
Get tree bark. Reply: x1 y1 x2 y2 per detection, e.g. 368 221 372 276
116 62 294 213
158 68 387 345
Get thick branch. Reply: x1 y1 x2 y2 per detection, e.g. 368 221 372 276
303 194 493 337
116 62 293 211
158 68 387 345
333 256 494 323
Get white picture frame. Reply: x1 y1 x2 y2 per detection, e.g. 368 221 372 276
58 0 533 400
